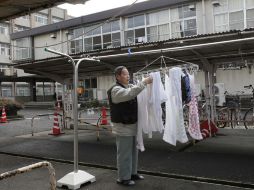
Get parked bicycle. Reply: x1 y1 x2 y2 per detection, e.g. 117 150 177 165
216 91 243 129
243 85 254 129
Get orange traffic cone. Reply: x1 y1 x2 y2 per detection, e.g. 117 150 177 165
1 106 7 123
100 106 108 125
49 111 64 136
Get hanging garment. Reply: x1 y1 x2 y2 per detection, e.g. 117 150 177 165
181 71 192 104
136 72 167 151
147 72 168 136
187 74 203 140
163 67 188 146
137 85 148 152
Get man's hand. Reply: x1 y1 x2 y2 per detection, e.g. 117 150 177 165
143 76 153 85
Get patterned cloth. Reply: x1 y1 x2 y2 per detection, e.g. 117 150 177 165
187 74 203 140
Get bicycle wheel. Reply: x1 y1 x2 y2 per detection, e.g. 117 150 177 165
243 108 253 129
216 108 228 128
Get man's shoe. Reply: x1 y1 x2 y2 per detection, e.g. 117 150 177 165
131 174 144 180
117 179 135 186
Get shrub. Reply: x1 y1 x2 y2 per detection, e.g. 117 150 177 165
80 99 109 109
0 99 23 116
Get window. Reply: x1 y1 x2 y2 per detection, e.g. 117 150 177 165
126 14 145 29
246 0 254 28
34 14 48 25
103 34 111 48
101 20 121 48
14 38 31 60
102 20 120 33
158 24 170 41
247 9 254 28
70 39 83 54
93 36 102 50
92 24 101 35
229 11 244 30
0 23 9 35
135 28 145 43
16 86 30 96
147 26 157 42
84 78 97 88
0 43 10 56
84 38 93 51
112 20 120 31
112 32 121 47
69 28 83 54
125 30 134 45
146 10 170 42
213 0 246 32
1 87 12 97
125 14 146 45
171 5 197 38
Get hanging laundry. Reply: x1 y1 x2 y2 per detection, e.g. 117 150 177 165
147 72 168 135
163 67 188 146
137 72 167 151
181 70 192 104
187 74 203 140
137 83 148 152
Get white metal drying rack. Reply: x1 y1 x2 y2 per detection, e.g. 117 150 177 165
133 55 199 78
132 55 211 140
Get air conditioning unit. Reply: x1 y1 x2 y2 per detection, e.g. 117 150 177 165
212 0 220 7
214 83 225 106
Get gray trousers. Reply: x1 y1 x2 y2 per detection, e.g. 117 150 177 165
116 136 138 180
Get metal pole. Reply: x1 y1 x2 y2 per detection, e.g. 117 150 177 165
45 48 97 187
73 60 79 172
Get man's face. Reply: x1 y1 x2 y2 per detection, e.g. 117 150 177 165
116 68 130 85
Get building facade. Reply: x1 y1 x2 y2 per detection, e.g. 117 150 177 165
9 0 254 102
0 7 72 101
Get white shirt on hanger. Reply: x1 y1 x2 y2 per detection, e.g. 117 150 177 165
137 71 167 151
163 67 188 146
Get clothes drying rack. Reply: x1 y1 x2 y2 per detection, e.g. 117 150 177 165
132 55 212 140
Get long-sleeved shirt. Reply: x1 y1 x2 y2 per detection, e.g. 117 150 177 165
111 81 146 136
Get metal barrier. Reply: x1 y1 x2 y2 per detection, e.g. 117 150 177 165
31 113 63 136
0 161 56 190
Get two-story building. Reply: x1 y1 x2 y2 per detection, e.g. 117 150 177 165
9 0 254 105
0 7 72 102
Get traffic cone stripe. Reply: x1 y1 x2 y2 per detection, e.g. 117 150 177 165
1 107 7 123
100 106 108 125
49 111 63 136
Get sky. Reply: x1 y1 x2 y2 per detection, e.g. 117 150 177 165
58 0 149 17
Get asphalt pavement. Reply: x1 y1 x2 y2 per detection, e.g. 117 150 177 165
0 108 253 190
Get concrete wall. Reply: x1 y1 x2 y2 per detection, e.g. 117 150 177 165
97 75 115 91
0 55 10 64
14 17 30 28
216 68 254 94
194 67 254 95
34 30 68 60
51 7 66 18
0 33 10 44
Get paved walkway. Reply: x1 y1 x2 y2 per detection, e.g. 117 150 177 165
0 108 254 189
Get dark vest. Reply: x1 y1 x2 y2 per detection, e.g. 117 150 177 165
107 82 138 124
